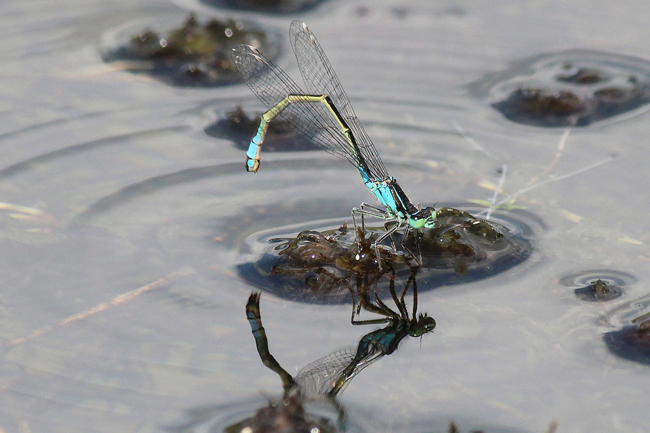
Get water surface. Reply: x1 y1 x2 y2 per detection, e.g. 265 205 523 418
2 1 650 432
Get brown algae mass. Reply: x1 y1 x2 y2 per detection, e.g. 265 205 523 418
223 389 338 433
237 208 533 304
604 312 650 365
559 270 633 302
102 14 274 87
597 288 650 365
205 106 319 151
401 208 512 274
574 279 624 302
244 224 407 304
471 50 650 126
493 88 593 126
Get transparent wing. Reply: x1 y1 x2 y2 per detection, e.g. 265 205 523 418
289 20 389 180
294 346 383 397
231 44 375 171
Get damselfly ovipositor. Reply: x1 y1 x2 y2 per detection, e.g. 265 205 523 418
231 21 437 249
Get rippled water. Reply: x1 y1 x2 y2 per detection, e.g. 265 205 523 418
3 0 650 432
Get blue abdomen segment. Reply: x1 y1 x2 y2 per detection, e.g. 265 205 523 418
362 175 409 221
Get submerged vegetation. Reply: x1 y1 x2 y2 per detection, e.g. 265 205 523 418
573 278 624 302
103 14 272 86
472 50 650 126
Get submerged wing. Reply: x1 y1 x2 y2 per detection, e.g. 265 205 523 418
289 20 389 180
294 346 383 397
231 44 377 171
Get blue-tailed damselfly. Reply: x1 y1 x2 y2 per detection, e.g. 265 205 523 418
232 21 436 249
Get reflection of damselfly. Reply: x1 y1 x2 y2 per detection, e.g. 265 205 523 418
232 21 437 249
297 269 435 396
245 269 435 399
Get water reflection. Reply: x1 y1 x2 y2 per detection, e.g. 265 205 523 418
240 292 345 433
296 268 435 397
235 265 435 433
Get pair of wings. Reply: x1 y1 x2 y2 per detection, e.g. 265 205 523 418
231 20 389 180
295 344 384 397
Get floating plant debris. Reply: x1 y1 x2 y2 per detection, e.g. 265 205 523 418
559 269 633 302
471 49 650 126
603 311 650 365
244 224 410 304
597 290 650 365
237 208 534 304
200 0 328 15
492 88 593 127
574 279 623 302
102 14 273 87
223 387 339 433
401 207 511 275
205 106 319 151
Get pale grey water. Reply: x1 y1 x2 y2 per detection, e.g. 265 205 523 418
2 0 650 432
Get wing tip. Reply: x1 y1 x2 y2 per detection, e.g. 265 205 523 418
231 44 260 55
290 20 309 34
230 44 263 66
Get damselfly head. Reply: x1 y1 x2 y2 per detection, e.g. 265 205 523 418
409 313 436 337
408 207 437 230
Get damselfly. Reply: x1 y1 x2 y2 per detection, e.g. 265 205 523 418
296 269 436 397
231 21 437 250
245 292 343 433
246 270 435 399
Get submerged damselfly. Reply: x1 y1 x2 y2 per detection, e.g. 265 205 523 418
245 268 435 398
296 269 435 397
231 21 437 248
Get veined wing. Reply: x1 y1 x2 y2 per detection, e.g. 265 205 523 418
289 20 389 180
231 44 376 170
294 346 383 397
